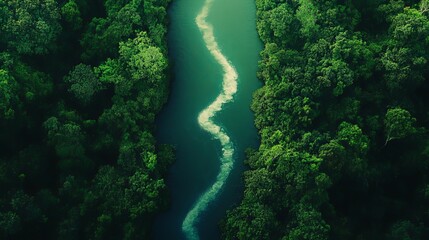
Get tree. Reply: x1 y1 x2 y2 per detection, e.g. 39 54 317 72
226 1 429 239
64 64 102 104
80 1 143 61
384 107 416 145
377 0 405 23
319 140 346 181
124 171 166 218
382 8 429 92
257 43 289 83
331 31 375 79
0 211 21 236
13 61 53 101
243 169 279 205
9 191 46 229
96 59 125 85
118 32 167 84
44 117 92 175
266 4 295 45
296 0 320 39
223 203 277 240
61 0 82 30
390 7 429 45
421 0 429 15
337 122 369 155
387 220 424 240
0 0 171 238
285 204 329 240
0 69 18 119
318 59 354 96
0 0 61 54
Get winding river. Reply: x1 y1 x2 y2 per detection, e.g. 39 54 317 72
154 0 261 239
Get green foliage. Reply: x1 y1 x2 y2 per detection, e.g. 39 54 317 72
224 0 429 239
390 8 429 44
80 0 169 62
421 0 429 14
378 0 405 22
384 107 416 144
0 211 21 235
119 32 167 83
319 140 346 181
0 0 171 238
61 0 82 30
0 69 17 119
44 116 93 176
13 61 53 101
64 64 102 104
285 204 329 240
223 203 277 240
80 2 142 61
337 122 369 154
319 59 354 96
0 0 61 54
331 32 375 79
387 221 424 240
296 0 319 39
381 7 429 92
96 59 125 85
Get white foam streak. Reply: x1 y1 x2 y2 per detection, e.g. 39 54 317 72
181 0 238 239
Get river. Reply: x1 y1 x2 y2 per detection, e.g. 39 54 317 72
153 0 261 239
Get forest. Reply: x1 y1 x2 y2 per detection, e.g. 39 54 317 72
2 0 429 239
0 0 173 239
222 0 429 239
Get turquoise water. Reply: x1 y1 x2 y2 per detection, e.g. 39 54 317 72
153 0 261 239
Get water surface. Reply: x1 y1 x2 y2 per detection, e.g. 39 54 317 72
154 0 261 239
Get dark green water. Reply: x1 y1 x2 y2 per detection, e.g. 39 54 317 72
153 0 261 239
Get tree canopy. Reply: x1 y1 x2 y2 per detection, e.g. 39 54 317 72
0 0 172 239
223 0 429 239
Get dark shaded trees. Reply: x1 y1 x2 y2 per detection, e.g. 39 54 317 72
64 64 102 104
0 0 61 55
0 0 172 239
384 107 416 145
223 0 429 239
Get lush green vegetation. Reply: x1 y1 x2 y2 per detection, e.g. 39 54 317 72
0 0 173 239
222 0 429 239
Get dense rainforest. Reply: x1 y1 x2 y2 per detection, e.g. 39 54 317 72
222 0 429 239
0 0 173 239
2 0 429 239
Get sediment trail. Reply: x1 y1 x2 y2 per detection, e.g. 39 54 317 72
181 0 238 239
